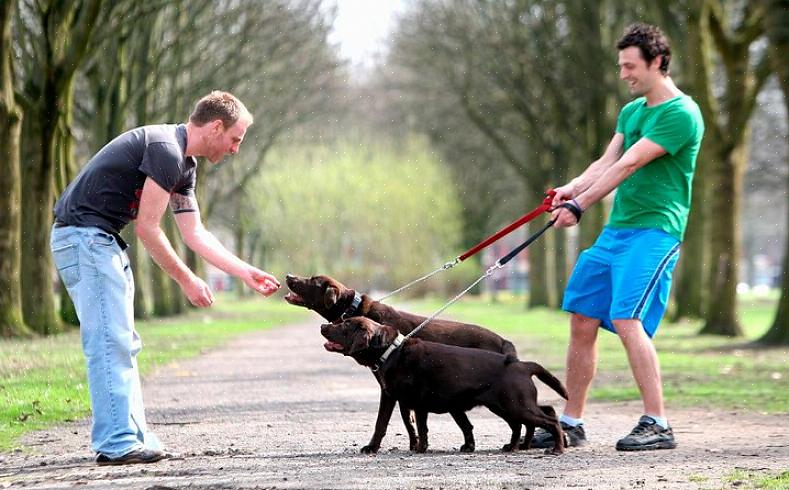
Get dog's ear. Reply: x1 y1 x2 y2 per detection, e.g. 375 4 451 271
347 329 371 355
324 286 339 308
368 329 387 349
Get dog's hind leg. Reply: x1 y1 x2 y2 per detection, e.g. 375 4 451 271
399 403 419 451
414 410 429 453
502 420 522 452
450 411 475 452
519 423 535 450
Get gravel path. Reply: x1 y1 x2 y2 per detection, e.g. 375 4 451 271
2 320 787 489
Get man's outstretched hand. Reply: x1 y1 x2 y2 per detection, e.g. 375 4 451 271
243 267 281 297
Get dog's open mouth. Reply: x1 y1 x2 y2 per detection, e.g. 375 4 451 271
284 292 306 306
323 341 345 352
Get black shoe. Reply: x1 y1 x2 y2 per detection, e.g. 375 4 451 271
530 422 586 448
616 416 677 451
96 448 167 466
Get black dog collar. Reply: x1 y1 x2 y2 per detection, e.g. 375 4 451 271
340 291 363 320
372 333 405 373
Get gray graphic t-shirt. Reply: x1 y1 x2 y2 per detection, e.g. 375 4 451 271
54 124 197 234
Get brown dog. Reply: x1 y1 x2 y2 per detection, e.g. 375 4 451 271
284 274 518 355
321 317 567 455
285 273 520 452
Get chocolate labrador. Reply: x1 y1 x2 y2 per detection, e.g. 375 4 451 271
320 317 566 455
285 273 519 453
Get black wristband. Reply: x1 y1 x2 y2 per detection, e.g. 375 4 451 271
559 200 583 223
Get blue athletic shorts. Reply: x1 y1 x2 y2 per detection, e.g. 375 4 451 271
562 226 681 338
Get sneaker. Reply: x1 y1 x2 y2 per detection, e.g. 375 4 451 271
96 448 168 466
529 422 586 448
616 416 677 451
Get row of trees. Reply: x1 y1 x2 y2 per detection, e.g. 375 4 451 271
380 0 788 342
1 0 343 337
0 0 786 345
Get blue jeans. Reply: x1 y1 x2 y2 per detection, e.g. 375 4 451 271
50 225 162 457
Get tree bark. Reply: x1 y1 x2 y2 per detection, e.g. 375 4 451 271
0 0 30 338
759 0 789 344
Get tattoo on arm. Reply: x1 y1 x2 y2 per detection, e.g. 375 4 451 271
169 193 198 214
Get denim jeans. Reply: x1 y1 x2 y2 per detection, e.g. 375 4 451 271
50 225 162 457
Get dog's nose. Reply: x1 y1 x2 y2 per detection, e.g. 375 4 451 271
286 274 295 280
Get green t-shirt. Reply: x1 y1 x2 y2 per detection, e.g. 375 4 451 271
609 95 705 240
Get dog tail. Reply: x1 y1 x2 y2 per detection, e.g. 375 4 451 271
501 340 518 359
523 361 568 400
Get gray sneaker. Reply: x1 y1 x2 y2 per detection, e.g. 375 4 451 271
616 416 677 451
529 422 586 448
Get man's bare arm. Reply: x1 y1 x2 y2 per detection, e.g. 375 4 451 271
135 178 213 306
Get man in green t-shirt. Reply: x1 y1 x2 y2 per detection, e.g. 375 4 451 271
531 23 704 451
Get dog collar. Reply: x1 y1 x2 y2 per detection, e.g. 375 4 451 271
340 291 363 320
372 333 405 372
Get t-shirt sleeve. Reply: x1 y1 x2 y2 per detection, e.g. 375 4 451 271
173 167 196 197
139 142 185 192
643 107 696 155
615 100 638 134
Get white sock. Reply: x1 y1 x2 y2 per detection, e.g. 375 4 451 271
559 414 584 427
646 415 669 429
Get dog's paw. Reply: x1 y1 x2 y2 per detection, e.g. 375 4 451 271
543 447 564 456
518 441 532 450
414 443 428 453
360 444 380 454
460 443 475 453
409 439 419 451
501 443 517 452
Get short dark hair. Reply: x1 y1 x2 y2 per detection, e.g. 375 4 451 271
616 23 671 74
189 90 253 128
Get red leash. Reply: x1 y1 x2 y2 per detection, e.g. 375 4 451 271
376 190 556 301
458 189 556 261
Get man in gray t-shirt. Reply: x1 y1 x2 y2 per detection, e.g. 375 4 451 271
50 91 280 466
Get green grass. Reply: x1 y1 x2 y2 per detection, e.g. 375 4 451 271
722 469 789 489
0 296 309 451
401 293 788 413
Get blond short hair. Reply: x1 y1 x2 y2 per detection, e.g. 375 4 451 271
189 90 253 128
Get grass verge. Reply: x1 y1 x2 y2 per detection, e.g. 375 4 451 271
0 296 309 451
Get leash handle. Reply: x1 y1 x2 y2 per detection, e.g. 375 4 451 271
458 189 556 262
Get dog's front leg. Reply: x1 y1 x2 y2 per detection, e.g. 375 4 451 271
399 403 419 451
414 410 429 453
361 391 397 454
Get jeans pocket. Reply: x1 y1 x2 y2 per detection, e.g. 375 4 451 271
52 243 81 288
91 231 116 247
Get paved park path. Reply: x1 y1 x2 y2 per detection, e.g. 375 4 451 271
2 320 788 489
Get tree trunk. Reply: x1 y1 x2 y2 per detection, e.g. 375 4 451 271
701 142 746 336
672 139 712 320
21 75 62 335
528 217 557 308
0 0 30 338
57 85 79 327
759 0 789 344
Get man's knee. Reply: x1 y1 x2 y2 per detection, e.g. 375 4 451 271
612 319 650 344
570 313 599 345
